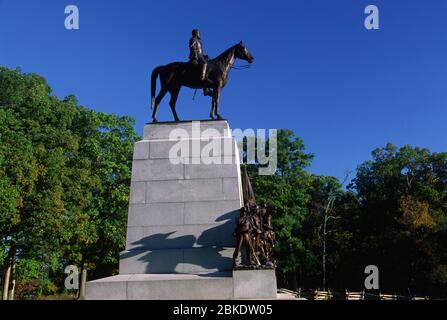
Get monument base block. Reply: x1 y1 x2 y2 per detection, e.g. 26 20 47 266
86 120 278 300
86 273 233 300
86 270 277 300
233 269 277 299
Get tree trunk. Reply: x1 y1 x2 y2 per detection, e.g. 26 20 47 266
2 245 15 301
292 267 298 292
78 264 87 300
8 253 16 300
2 264 11 300
322 216 327 291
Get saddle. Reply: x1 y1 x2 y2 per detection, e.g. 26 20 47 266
188 60 212 84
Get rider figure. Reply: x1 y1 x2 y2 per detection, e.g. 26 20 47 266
189 29 212 96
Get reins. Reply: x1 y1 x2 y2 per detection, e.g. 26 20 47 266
192 63 252 100
231 64 252 70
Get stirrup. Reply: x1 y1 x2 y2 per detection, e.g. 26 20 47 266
203 88 212 96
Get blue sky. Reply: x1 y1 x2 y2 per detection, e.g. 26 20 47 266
1 0 446 180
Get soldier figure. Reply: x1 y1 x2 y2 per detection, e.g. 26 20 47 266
250 204 263 262
189 29 212 96
233 205 260 268
262 205 277 267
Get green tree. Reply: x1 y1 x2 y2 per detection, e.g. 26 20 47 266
351 143 447 295
246 129 315 290
63 105 138 298
0 67 138 299
305 175 344 290
0 67 79 299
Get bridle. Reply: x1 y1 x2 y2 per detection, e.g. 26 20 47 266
232 48 254 70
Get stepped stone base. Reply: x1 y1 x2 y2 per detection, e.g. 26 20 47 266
86 270 277 300
86 120 278 300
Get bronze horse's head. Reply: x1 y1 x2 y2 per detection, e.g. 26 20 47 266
235 41 254 63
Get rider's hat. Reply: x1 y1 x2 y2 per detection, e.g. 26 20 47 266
192 29 201 38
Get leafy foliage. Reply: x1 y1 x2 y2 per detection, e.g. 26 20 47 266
348 144 447 294
0 67 138 298
246 134 447 296
246 130 315 288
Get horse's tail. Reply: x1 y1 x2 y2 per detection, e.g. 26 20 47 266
151 66 163 110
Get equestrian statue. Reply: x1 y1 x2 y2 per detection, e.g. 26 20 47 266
150 29 254 123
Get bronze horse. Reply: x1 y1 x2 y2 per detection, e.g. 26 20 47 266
150 42 254 123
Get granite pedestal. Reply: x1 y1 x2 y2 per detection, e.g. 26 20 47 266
86 120 277 300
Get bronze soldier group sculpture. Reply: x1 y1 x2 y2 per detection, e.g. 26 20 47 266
233 167 277 269
150 29 254 123
233 201 277 269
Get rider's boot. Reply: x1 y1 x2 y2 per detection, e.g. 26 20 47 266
203 88 213 97
201 63 213 96
201 63 207 81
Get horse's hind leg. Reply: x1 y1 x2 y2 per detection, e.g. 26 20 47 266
169 88 181 122
152 88 167 123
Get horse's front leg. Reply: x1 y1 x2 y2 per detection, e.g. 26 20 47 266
209 92 216 120
209 102 214 120
214 88 223 120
